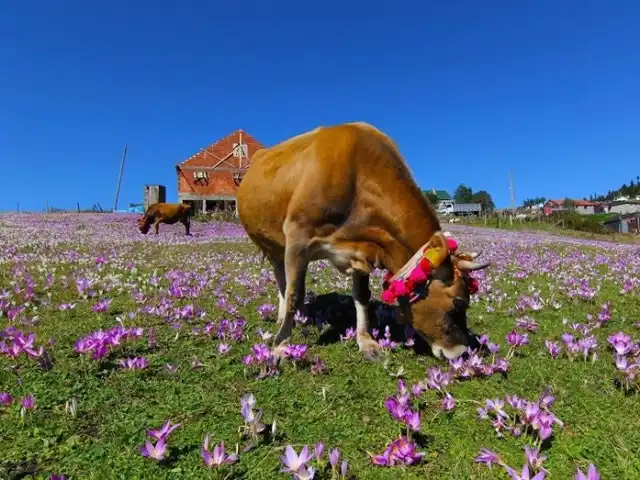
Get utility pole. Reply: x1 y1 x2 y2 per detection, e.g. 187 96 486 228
509 170 516 214
113 144 128 212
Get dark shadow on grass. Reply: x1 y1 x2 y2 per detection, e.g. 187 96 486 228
162 444 200 467
308 293 483 359
539 434 556 451
1 458 38 479
412 431 435 449
613 379 638 397
93 358 121 376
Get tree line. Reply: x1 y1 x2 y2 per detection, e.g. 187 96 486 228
521 197 547 208
423 184 496 212
590 176 640 202
520 176 640 208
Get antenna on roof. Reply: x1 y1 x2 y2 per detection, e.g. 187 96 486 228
236 130 249 170
232 130 249 186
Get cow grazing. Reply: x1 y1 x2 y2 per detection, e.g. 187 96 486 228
138 202 192 236
236 122 489 360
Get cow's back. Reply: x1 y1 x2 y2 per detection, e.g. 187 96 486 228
237 122 423 254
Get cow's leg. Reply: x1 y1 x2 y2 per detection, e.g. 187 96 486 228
352 271 382 359
394 302 414 343
266 255 287 324
154 220 160 235
182 218 191 235
272 239 308 353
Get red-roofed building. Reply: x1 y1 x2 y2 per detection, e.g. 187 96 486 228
176 129 265 214
543 199 604 216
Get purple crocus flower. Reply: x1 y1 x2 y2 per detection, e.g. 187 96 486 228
310 356 326 375
545 340 561 359
575 464 600 480
92 298 112 313
404 410 421 430
257 303 277 320
147 420 181 441
607 332 633 356
119 357 148 370
474 448 502 467
0 392 13 407
384 396 408 422
280 445 314 476
329 448 341 468
441 393 456 412
524 445 547 471
341 460 349 477
506 330 529 348
251 343 271 362
282 344 308 361
504 464 546 479
201 436 238 467
21 394 35 410
314 442 324 461
370 436 425 467
139 438 167 461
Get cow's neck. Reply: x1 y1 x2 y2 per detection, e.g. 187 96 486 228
385 198 441 275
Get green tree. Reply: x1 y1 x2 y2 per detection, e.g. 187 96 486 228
471 190 495 212
523 197 546 208
454 184 473 203
422 190 439 207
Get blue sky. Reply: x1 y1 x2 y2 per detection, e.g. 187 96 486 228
1 1 639 212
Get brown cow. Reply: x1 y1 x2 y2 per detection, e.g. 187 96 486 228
236 122 489 360
138 202 192 235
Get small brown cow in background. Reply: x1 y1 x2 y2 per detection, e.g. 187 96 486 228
138 202 192 236
237 122 489 361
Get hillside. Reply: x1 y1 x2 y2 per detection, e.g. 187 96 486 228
591 176 640 201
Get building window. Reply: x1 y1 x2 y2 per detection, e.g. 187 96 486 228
193 171 209 180
232 143 248 158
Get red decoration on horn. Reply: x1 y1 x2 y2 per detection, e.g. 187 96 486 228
445 237 459 252
380 234 480 306
467 276 479 295
418 258 432 275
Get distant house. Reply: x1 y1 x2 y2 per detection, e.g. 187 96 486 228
175 129 265 214
602 212 640 234
603 201 640 215
426 189 453 211
543 199 604 216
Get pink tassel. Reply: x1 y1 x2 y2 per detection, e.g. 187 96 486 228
381 289 396 304
390 280 409 297
409 266 427 283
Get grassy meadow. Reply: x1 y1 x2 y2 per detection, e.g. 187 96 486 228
1 213 639 479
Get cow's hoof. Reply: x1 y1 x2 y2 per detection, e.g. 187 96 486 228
271 343 288 361
358 336 383 361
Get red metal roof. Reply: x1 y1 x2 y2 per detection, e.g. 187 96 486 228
178 129 265 169
546 199 600 208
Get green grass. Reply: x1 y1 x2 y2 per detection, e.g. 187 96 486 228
1 238 639 479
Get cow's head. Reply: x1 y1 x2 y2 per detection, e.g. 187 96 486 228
138 216 151 235
384 231 489 360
